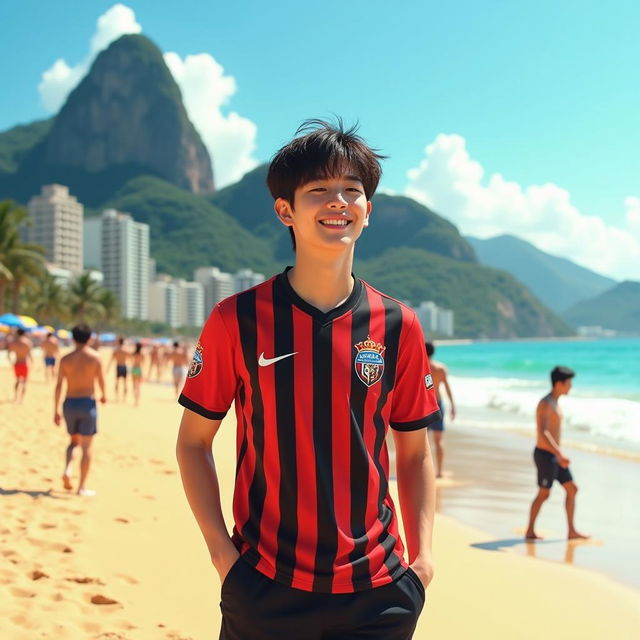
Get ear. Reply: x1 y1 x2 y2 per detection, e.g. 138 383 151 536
275 198 293 227
362 200 372 227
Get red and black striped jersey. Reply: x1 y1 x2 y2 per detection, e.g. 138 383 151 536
179 270 440 593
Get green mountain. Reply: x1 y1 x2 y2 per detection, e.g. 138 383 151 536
209 165 477 263
466 234 617 312
356 248 572 338
0 34 213 205
563 281 640 333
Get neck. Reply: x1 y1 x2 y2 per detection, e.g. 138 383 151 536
288 248 355 313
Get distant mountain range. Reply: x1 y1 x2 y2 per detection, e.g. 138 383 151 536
466 234 617 313
0 34 574 339
563 281 640 333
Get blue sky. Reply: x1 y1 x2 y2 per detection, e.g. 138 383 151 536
2 1 639 279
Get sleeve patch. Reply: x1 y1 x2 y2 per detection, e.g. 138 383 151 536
187 342 204 378
424 374 434 390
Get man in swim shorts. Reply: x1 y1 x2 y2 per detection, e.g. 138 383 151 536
525 366 589 540
166 341 189 397
425 341 456 478
54 324 106 496
108 337 130 402
8 328 33 403
41 332 60 382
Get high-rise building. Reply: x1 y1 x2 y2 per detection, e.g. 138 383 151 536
234 268 265 294
148 276 179 327
415 301 454 337
27 184 84 273
194 267 234 314
177 280 204 327
83 209 149 320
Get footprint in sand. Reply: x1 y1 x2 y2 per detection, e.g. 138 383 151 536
115 573 139 585
40 523 57 529
115 517 129 524
67 576 106 585
11 586 36 598
91 594 120 605
29 570 48 580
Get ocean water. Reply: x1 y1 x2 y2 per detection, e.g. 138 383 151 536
434 338 640 454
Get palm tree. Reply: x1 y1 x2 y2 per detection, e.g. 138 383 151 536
28 271 69 326
68 271 105 323
0 200 45 314
6 243 46 314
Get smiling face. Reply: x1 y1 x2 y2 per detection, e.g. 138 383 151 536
275 173 372 254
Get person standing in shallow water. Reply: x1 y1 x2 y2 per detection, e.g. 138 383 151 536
526 366 589 541
54 324 106 496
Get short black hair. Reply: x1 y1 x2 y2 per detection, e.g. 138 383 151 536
72 324 92 344
425 341 435 357
173 341 179 348
551 365 575 385
16 328 25 336
135 342 143 354
267 118 386 250
47 332 54 338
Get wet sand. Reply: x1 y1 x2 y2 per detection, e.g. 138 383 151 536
1 355 639 639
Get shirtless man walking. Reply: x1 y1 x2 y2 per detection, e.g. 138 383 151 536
425 341 456 478
526 366 589 540
53 324 106 496
166 341 189 397
8 328 33 403
41 332 60 382
108 337 129 402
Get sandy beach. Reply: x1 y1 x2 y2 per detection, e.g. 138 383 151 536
1 352 639 639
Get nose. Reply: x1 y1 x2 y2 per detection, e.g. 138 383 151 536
327 190 348 208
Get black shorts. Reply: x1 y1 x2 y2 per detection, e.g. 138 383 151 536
219 557 425 640
116 364 128 378
63 397 97 436
534 447 573 488
427 400 444 432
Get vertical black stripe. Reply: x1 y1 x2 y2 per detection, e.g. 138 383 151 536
375 298 404 574
273 285 298 584
235 381 248 480
311 320 336 592
348 292 372 588
236 288 266 560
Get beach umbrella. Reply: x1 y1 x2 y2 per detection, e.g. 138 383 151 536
0 325 10 333
17 315 38 328
0 313 23 327
56 329 71 339
99 332 117 342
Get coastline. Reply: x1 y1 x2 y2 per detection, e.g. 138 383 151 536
1 359 639 639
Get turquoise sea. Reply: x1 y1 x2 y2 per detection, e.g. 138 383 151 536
434 338 640 454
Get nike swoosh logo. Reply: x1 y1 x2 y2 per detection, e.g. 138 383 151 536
258 352 298 367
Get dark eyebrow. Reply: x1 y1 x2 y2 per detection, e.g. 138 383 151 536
345 175 363 183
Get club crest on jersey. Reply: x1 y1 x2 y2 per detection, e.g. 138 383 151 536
354 336 386 387
425 374 434 390
188 342 204 378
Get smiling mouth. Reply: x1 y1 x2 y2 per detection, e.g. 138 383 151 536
319 219 351 227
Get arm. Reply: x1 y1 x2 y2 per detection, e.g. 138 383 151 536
53 361 65 425
176 408 239 581
442 369 455 420
96 357 107 403
537 403 569 466
392 428 436 589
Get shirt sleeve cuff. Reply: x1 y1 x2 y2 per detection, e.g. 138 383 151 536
390 409 442 432
178 394 228 420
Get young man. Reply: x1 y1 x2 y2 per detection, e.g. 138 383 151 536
108 337 129 402
525 366 589 540
54 324 106 496
176 120 441 639
167 341 190 397
8 328 32 403
424 341 456 478
41 332 60 382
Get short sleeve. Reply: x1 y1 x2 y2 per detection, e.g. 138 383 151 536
178 304 237 420
389 313 441 431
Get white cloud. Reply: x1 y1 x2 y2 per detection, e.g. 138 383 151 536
164 52 258 188
405 134 640 281
39 4 141 112
38 3 258 189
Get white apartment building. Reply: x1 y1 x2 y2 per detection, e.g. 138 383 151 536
149 277 179 328
27 184 84 273
194 267 235 314
83 209 149 320
177 280 204 327
234 268 265 294
415 301 455 337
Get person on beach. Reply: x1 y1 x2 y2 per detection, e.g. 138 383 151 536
167 341 189 397
147 342 163 382
425 341 456 478
8 328 32 403
131 342 144 407
525 366 589 541
108 337 129 402
176 120 440 639
53 324 106 496
41 332 60 382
